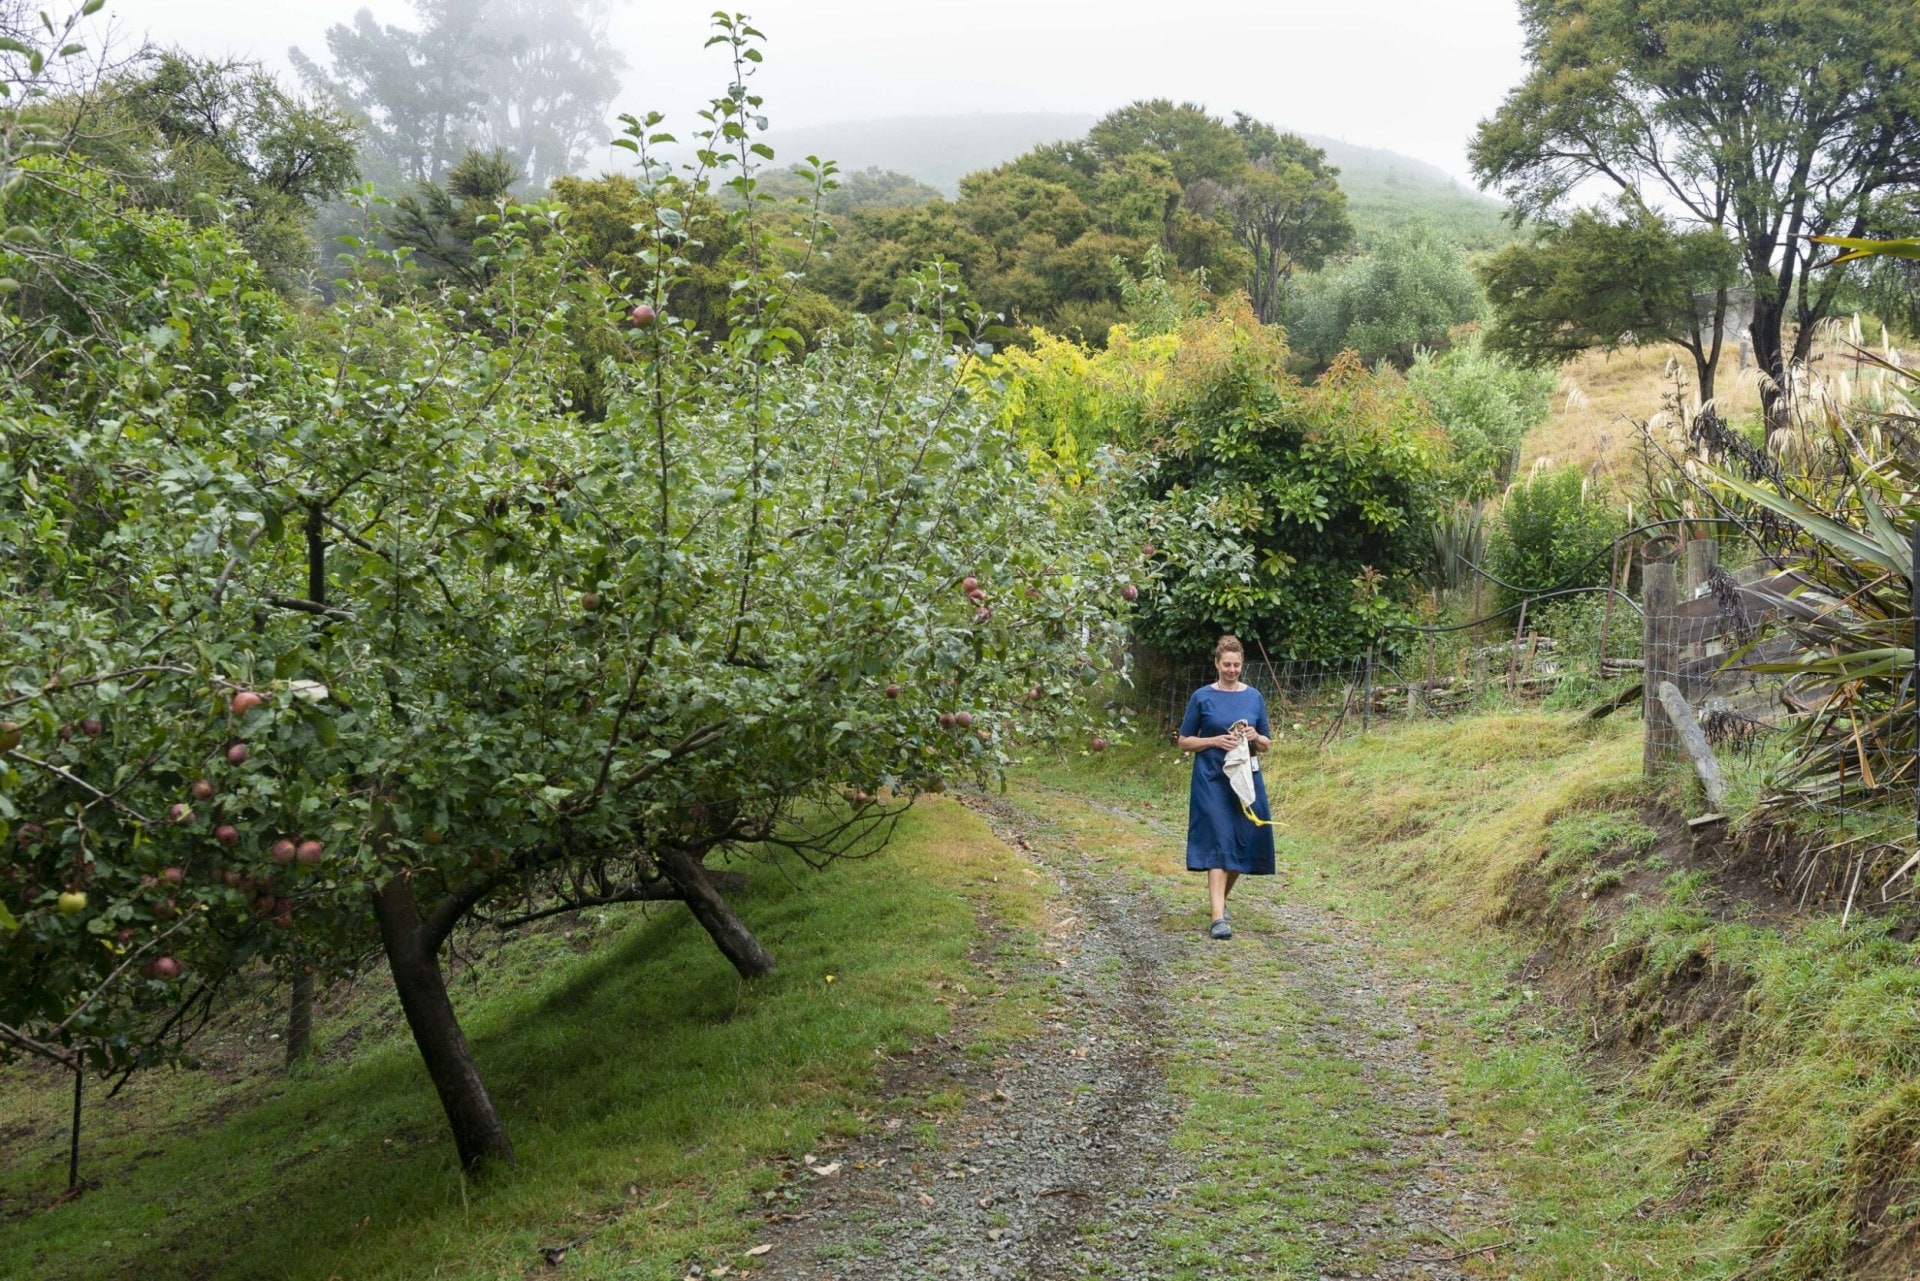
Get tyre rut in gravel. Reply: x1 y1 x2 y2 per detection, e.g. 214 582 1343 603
748 791 1192 1281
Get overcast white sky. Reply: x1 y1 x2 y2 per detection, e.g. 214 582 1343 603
121 0 1528 186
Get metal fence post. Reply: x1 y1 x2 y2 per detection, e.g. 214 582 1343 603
1425 632 1437 718
1686 537 1718 597
1362 647 1373 734
1643 542 1680 776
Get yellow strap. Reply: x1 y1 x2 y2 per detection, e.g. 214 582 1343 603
1238 797 1279 828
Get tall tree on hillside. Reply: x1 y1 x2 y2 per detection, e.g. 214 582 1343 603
1087 99 1248 191
291 2 493 188
291 0 624 191
1471 0 1920 421
1094 152 1181 240
1220 121 1352 324
87 53 361 292
474 0 623 187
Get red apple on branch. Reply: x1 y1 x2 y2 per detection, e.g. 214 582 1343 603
214 824 240 848
230 690 264 716
140 956 182 981
628 304 657 328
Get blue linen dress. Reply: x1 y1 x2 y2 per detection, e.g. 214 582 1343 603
1180 684 1276 874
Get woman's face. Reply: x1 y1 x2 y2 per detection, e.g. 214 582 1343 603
1215 650 1243 685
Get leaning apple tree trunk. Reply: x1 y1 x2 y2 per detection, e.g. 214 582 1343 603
657 845 776 978
371 872 515 1174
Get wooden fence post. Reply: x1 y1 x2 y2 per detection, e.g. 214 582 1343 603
1656 681 1728 811
1599 540 1620 668
1507 598 1528 695
1643 544 1680 776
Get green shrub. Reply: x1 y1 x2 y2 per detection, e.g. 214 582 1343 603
1486 466 1623 608
1407 337 1557 498
1134 302 1449 659
1283 223 1482 370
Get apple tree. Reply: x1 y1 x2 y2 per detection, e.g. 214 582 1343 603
4 14 1140 1180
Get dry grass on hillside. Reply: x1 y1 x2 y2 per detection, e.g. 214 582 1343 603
1519 345 1768 488
1520 327 1908 491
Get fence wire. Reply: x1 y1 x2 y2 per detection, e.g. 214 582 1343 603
1135 584 1794 749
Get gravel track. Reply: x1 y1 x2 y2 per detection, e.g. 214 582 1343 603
739 785 1507 1281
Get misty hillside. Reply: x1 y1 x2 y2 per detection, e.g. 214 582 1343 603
763 112 1513 247
765 113 1099 195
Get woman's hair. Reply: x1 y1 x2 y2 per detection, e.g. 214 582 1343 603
1214 634 1245 660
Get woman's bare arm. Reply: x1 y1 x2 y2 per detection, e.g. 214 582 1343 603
1180 730 1241 753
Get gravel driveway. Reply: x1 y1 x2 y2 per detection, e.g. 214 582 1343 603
740 783 1509 1281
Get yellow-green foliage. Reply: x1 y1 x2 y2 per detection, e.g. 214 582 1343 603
981 295 1302 484
981 323 1178 482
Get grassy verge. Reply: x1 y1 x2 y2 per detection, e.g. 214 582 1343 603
1035 709 1920 1279
0 797 1052 1280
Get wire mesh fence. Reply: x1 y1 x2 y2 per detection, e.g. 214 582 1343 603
1135 617 1647 748
1130 568 1803 749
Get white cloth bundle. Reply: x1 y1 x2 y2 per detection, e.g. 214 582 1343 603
1222 719 1261 810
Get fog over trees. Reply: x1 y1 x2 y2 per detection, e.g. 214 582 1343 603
289 0 625 191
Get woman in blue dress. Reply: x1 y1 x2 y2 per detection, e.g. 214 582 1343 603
1176 634 1274 939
